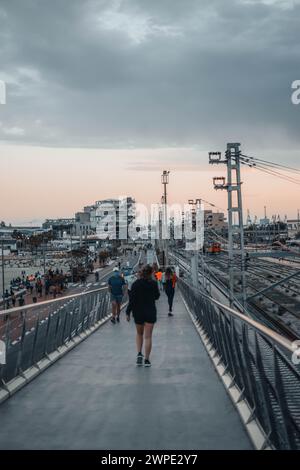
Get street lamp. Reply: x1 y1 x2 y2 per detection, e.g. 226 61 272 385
85 225 89 270
43 237 46 276
159 196 165 266
188 199 202 232
161 171 170 267
1 239 5 307
188 199 207 290
161 170 169 186
70 225 74 283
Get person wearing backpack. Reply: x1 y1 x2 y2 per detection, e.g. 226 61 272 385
164 267 177 317
108 267 126 324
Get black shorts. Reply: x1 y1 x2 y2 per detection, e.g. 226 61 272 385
133 311 157 325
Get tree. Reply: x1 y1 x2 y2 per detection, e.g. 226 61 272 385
99 250 109 266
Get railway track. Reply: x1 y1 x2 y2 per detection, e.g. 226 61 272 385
171 248 300 340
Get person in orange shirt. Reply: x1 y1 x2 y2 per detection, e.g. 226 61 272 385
155 269 163 291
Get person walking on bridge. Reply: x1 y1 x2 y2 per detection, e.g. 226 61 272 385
108 267 126 324
126 265 160 367
164 267 177 317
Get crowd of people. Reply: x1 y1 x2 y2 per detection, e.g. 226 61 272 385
3 268 68 309
107 264 178 368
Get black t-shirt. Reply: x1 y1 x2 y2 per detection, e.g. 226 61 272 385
127 278 160 316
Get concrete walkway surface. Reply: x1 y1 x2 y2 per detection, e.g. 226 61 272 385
0 290 252 450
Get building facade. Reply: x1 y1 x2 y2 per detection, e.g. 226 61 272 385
88 197 135 241
287 219 300 238
204 210 227 230
42 218 75 238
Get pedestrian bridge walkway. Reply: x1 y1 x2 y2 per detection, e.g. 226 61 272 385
0 292 251 450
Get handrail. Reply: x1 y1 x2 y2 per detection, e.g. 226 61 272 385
171 250 295 352
179 276 300 449
0 254 141 398
0 286 108 318
180 278 294 353
0 283 112 389
0 251 143 318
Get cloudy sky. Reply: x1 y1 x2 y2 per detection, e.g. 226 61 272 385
0 0 300 224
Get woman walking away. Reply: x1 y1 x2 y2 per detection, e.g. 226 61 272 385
126 265 160 367
164 267 177 317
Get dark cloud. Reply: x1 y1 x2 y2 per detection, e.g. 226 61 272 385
0 0 300 160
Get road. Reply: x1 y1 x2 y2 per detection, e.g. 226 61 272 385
0 251 142 344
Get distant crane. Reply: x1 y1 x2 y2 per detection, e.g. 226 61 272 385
246 209 252 226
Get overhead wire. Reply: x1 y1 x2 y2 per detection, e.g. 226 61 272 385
241 154 300 175
239 157 300 186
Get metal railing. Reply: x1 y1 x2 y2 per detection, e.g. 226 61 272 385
179 278 300 450
0 287 110 386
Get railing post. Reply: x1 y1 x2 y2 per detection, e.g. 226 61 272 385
30 312 41 367
43 311 52 357
96 293 101 322
68 300 76 342
53 309 61 349
15 312 27 377
254 333 278 448
273 347 296 449
61 304 70 344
